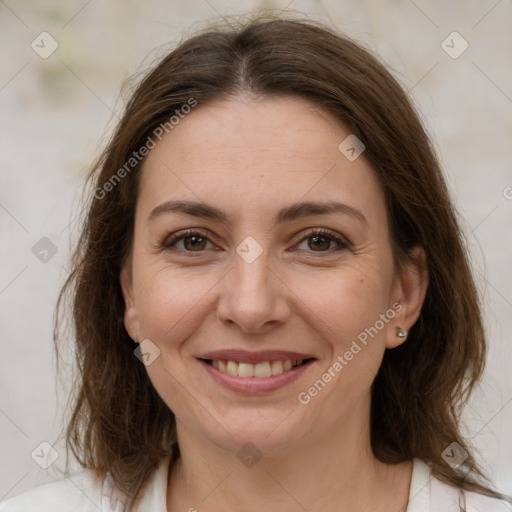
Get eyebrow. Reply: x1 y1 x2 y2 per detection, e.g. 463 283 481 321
147 199 368 226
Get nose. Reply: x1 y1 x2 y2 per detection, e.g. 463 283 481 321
216 248 291 333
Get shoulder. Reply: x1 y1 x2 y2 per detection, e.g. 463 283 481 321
0 457 171 512
464 490 512 512
409 459 511 512
0 470 103 512
430 465 511 512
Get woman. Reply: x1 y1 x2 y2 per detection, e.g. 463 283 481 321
2 15 510 512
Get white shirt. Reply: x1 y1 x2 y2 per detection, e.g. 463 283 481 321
1 458 509 511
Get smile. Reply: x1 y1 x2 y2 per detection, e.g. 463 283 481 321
203 358 313 378
198 358 316 394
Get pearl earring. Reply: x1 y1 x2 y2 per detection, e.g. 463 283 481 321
396 326 408 338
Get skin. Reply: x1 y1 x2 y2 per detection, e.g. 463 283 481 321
120 95 428 512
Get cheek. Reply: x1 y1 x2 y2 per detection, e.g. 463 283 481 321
131 267 221 411
291 267 393 417
291 261 393 350
134 266 219 345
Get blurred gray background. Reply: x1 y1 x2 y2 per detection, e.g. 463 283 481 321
1 0 511 501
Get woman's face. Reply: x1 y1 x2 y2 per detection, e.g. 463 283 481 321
121 95 426 455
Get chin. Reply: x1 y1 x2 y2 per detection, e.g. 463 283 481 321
201 415 307 458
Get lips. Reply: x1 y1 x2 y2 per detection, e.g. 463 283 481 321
196 349 318 393
198 357 316 393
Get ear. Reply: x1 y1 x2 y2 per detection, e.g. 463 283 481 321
120 261 140 343
386 245 428 349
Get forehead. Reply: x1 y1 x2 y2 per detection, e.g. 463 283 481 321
137 95 386 225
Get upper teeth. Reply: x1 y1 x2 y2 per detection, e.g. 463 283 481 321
210 359 304 378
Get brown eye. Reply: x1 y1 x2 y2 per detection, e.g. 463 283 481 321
295 229 349 253
307 235 332 251
163 230 213 252
182 235 207 251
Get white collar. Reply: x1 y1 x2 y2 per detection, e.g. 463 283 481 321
408 458 468 512
101 458 169 511
407 458 432 511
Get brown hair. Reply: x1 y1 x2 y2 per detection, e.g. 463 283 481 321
56 14 509 509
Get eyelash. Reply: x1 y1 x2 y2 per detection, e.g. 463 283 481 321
162 228 350 255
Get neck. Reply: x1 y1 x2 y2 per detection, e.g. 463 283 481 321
167 398 412 512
